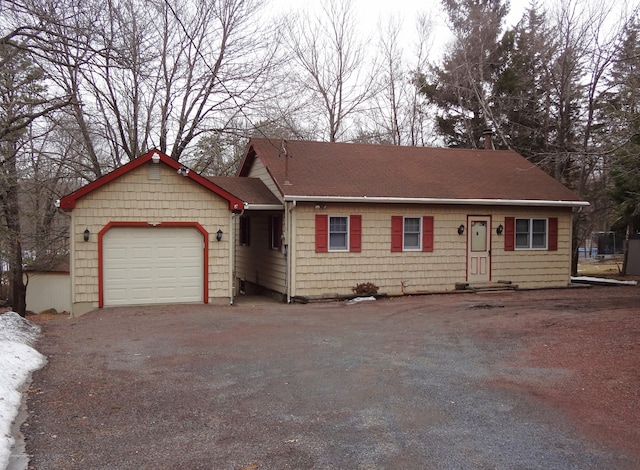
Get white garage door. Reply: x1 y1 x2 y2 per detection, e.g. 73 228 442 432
103 227 204 306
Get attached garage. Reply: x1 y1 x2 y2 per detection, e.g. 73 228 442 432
58 149 254 316
101 226 205 306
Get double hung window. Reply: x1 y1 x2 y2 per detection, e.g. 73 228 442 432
515 218 547 249
403 217 422 250
329 216 349 251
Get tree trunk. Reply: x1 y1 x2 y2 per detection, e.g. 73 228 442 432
2 146 27 316
9 237 26 316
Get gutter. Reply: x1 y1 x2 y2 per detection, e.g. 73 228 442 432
283 195 590 208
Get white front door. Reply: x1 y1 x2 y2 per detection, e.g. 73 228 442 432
467 216 491 283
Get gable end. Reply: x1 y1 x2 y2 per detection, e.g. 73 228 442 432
59 149 244 211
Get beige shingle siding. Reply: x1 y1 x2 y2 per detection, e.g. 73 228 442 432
71 162 232 307
247 157 282 198
235 212 287 294
291 203 572 298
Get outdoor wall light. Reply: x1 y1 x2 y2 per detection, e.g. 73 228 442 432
151 152 160 164
216 229 223 242
457 224 465 235
83 228 90 242
496 224 504 235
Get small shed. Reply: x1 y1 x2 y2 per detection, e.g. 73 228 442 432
24 257 71 313
624 234 640 276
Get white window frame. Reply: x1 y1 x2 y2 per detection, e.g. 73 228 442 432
515 218 548 250
328 215 349 252
403 217 422 251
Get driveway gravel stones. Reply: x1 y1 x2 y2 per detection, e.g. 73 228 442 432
23 288 640 469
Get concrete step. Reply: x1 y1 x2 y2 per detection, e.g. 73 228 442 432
455 281 518 292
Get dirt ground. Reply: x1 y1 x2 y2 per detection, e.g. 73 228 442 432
22 284 640 469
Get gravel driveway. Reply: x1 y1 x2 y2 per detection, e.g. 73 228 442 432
23 288 640 469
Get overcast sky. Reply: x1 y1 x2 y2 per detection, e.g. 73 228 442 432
270 0 532 60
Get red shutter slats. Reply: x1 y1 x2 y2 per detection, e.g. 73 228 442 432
391 216 403 252
422 216 434 252
548 217 558 251
350 215 362 252
315 214 328 253
504 217 515 251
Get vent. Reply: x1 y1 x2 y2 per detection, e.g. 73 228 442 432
148 164 160 180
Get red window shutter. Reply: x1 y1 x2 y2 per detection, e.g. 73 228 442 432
391 216 403 252
350 215 362 252
315 214 328 253
422 216 434 252
504 217 515 251
548 217 558 251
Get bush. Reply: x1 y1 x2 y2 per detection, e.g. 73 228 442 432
352 282 378 296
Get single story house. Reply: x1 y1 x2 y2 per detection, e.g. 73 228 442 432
58 138 587 315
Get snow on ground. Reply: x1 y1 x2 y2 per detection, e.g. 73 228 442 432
571 276 638 286
0 312 46 470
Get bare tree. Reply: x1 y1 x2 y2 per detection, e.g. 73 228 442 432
285 0 378 142
0 44 56 315
356 13 435 146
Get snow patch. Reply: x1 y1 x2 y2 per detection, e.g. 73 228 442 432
0 312 46 470
571 276 638 286
346 296 377 305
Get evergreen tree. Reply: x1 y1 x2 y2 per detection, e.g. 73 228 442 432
421 0 509 148
607 18 640 234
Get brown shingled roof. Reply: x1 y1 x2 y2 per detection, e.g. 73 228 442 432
206 176 282 207
240 138 585 205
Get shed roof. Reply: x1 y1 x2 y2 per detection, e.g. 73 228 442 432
239 138 587 207
207 176 282 209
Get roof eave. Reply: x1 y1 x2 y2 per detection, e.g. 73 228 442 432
283 195 590 208
244 203 285 211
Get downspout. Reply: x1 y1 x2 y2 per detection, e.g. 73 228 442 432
230 206 246 305
286 200 296 303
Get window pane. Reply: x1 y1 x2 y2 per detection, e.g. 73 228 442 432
515 219 530 248
330 217 347 232
532 219 546 233
404 218 420 232
329 233 347 250
471 221 487 251
532 219 546 248
404 233 420 249
271 216 280 249
532 233 546 248
515 233 529 248
515 219 529 233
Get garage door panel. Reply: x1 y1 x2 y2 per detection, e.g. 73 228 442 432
103 227 204 306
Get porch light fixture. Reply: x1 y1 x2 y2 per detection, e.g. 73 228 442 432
83 228 90 242
151 152 160 164
457 224 465 235
496 224 504 235
216 229 223 242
